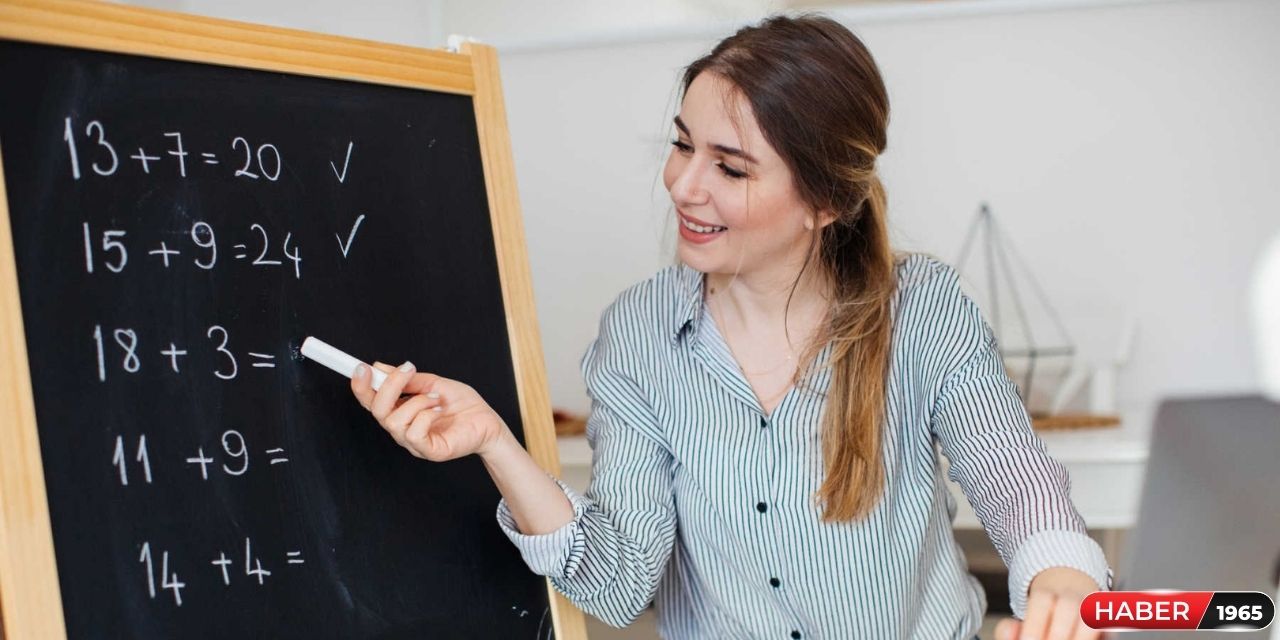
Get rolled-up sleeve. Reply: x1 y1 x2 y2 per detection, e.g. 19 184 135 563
495 300 678 628
926 273 1111 619
496 477 590 577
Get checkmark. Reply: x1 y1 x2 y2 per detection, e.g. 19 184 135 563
337 214 366 258
330 141 354 183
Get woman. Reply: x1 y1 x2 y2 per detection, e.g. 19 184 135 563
351 15 1109 640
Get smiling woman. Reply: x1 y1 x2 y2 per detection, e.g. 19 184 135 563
352 13 1111 640
665 16 898 523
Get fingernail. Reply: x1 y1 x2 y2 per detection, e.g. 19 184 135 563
399 361 414 372
432 406 442 412
427 392 440 399
354 364 367 377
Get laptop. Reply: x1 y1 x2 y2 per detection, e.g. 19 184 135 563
1118 394 1280 638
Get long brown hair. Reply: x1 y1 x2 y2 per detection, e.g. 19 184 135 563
682 14 898 522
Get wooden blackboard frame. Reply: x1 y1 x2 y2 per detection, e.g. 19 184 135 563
0 1 586 637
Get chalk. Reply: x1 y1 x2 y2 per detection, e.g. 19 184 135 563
300 336 388 391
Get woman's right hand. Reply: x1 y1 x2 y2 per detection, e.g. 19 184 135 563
350 361 512 462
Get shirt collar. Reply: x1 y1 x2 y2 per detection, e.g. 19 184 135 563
670 263 706 346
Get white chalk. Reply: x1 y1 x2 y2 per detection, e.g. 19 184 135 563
300 336 388 391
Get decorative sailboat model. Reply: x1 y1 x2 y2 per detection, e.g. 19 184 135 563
954 203 1124 431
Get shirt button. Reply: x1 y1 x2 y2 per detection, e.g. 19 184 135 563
791 631 802 639
759 417 768 428
769 577 781 588
756 502 768 513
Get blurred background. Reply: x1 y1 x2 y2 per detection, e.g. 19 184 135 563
116 0 1280 636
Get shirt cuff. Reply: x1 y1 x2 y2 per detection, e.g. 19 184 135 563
1007 529 1113 619
495 476 590 579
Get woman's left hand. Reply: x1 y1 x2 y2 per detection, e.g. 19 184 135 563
995 566 1102 640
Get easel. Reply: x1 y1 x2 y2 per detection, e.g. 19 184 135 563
0 1 587 637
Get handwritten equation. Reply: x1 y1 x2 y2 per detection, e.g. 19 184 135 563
136 537 305 606
92 324 282 381
63 118 285 181
111 429 287 485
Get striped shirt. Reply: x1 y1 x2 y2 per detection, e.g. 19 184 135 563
497 253 1111 639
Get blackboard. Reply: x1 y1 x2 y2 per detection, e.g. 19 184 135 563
0 3 582 639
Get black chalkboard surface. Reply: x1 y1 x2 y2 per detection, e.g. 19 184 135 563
0 38 555 639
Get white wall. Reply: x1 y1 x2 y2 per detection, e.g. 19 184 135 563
496 0 1280 419
119 0 1280 422
119 0 445 48
441 0 775 51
